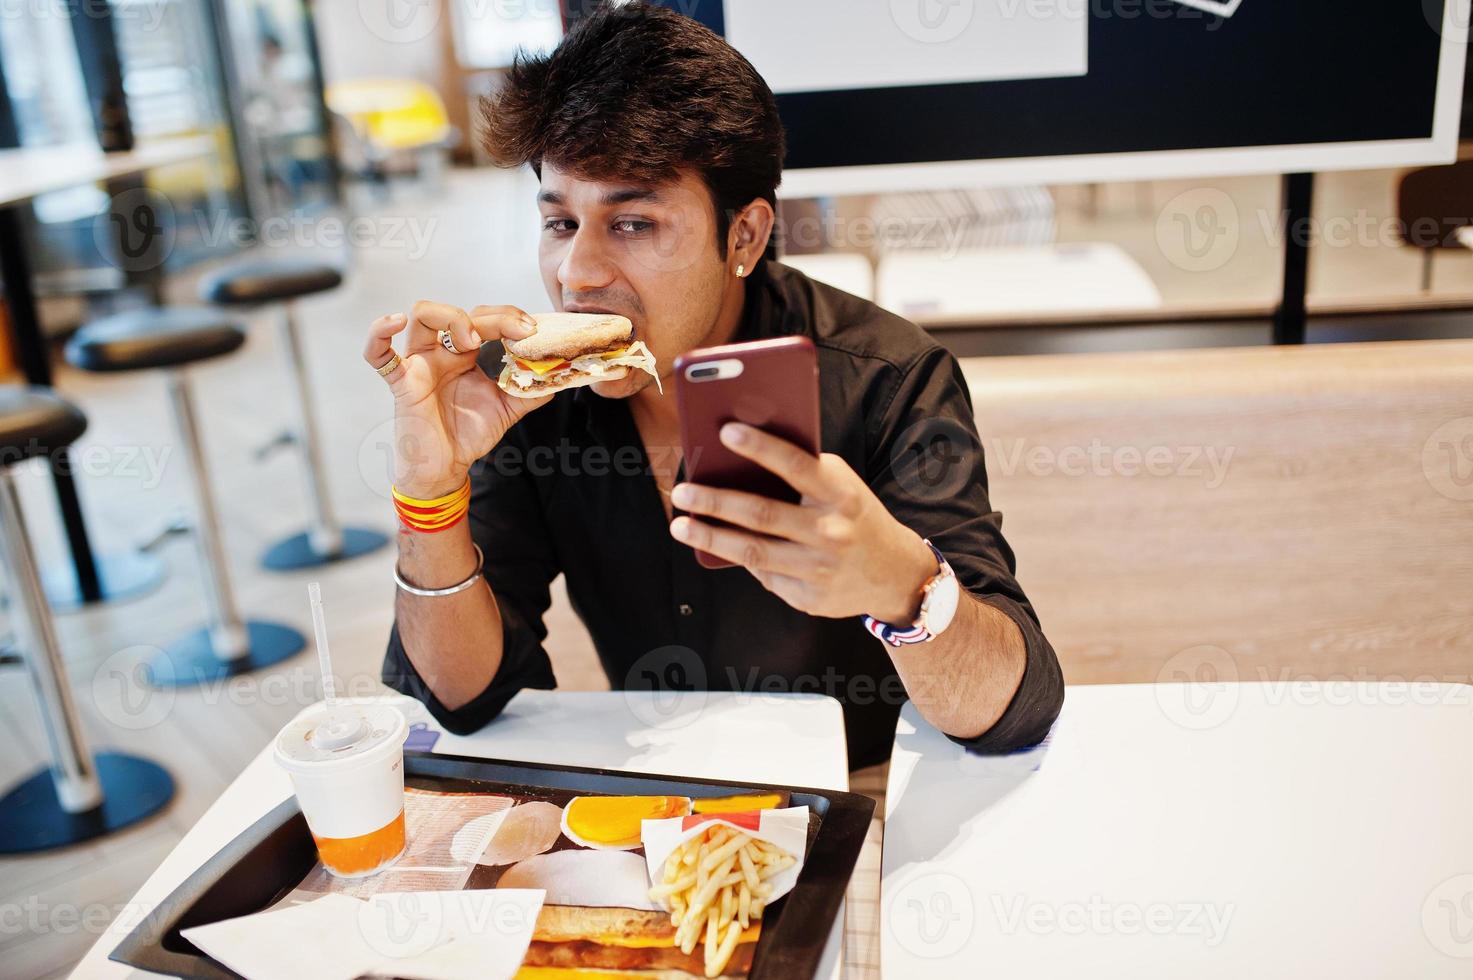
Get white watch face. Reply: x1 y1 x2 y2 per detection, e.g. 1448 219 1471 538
920 563 960 636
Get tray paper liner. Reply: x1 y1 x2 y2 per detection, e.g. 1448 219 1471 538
640 807 809 911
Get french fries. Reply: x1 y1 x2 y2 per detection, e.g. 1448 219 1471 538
648 825 797 978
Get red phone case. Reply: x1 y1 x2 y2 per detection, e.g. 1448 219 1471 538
674 336 821 569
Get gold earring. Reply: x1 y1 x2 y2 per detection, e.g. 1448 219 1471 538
736 264 745 278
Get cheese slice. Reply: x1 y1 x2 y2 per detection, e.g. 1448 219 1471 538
515 356 571 376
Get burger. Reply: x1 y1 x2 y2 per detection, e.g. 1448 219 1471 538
520 905 760 977
493 841 762 977
497 312 660 398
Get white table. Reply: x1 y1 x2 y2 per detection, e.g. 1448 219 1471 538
73 690 849 978
0 137 216 208
882 683 1473 978
876 242 1163 324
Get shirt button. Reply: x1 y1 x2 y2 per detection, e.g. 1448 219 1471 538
678 603 694 617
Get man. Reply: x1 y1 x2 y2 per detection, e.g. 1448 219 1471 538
364 2 1062 770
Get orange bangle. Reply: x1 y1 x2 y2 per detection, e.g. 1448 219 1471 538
392 480 471 533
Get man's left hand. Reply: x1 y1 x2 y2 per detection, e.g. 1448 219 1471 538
669 422 937 624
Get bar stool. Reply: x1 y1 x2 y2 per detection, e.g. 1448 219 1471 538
199 258 388 570
0 386 174 852
65 307 306 687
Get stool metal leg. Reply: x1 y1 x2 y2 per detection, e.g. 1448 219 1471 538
281 302 342 556
170 373 247 657
145 373 305 688
0 470 174 853
260 301 387 571
0 471 101 812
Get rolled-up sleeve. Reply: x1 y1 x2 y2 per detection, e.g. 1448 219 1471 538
865 344 1065 753
381 439 559 735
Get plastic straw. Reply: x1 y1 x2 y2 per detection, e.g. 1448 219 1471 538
308 582 337 706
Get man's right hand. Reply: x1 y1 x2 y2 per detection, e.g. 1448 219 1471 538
363 300 553 499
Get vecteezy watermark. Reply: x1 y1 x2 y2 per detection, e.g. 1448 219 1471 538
356 414 696 502
775 209 976 260
1423 0 1472 42
886 871 976 959
357 0 441 44
3 442 172 490
991 894 1235 946
1154 645 1240 730
722 665 940 711
1157 190 1473 272
0 896 126 937
92 646 177 731
996 0 1232 30
1422 417 1473 503
890 418 980 503
1155 188 1241 273
1424 873 1473 958
357 890 540 964
1251 668 1473 710
890 0 976 44
93 195 438 272
621 645 709 730
94 186 176 274
194 212 439 261
91 648 387 730
990 437 1235 488
0 0 170 32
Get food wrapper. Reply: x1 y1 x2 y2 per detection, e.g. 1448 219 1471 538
640 806 810 910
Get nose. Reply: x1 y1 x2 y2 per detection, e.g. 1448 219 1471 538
558 226 618 295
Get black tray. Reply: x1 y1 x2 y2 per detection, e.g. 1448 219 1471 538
110 751 875 979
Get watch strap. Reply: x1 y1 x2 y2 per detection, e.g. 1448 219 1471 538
862 540 948 647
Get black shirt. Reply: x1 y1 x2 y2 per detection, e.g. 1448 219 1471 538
383 261 1064 770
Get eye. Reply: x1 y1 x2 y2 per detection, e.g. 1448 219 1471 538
542 218 576 234
613 218 654 235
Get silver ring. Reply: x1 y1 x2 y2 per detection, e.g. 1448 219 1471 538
438 329 463 355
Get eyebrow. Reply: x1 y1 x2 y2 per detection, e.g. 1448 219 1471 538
537 187 662 207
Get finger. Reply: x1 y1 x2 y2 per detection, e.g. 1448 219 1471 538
718 423 829 500
670 517 813 577
670 483 818 544
362 312 407 366
402 300 469 355
500 386 554 420
406 300 514 356
468 306 539 348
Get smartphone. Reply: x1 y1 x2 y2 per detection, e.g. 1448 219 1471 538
674 336 821 569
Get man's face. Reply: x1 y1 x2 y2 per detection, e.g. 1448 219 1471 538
537 164 730 400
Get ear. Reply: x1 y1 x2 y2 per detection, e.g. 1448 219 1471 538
727 198 776 275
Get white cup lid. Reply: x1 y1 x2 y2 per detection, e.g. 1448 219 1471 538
275 703 406 770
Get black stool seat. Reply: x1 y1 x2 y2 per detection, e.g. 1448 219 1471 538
0 387 86 459
200 259 343 305
66 307 245 373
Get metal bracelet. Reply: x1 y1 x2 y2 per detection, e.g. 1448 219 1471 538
394 544 485 597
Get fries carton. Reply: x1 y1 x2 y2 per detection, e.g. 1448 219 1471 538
641 806 809 908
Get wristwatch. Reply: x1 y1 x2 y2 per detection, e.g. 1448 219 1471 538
862 539 960 647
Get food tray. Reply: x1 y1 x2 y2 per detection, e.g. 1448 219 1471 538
110 751 875 979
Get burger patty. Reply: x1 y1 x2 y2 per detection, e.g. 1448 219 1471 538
515 364 628 390
520 937 757 975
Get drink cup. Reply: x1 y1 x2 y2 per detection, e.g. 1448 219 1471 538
274 703 408 877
